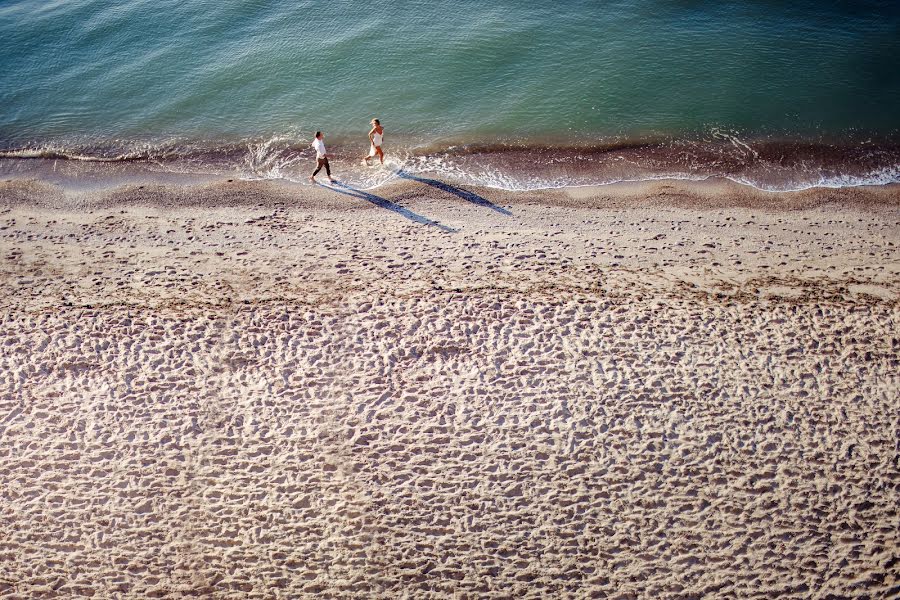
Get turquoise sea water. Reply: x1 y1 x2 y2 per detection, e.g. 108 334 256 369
1 0 899 190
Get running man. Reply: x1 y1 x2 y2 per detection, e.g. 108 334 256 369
309 131 334 183
362 119 384 165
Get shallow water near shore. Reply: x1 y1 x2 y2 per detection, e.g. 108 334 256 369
3 135 900 193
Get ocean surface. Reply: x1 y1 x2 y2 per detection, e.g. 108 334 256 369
1 0 899 191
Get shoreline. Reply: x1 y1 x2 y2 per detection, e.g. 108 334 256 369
3 175 900 209
2 133 899 193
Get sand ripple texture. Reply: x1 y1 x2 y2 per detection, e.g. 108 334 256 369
1 181 899 598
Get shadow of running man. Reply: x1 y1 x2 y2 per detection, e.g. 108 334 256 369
396 169 511 216
323 181 457 233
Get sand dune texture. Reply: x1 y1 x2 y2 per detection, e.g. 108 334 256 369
1 179 899 598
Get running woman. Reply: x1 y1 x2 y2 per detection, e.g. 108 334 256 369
362 119 384 165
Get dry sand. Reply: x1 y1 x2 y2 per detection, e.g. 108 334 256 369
1 178 898 598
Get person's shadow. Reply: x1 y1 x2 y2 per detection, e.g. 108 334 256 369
322 181 456 233
396 169 511 216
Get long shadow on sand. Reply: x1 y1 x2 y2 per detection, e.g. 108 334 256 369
323 181 456 233
396 169 512 216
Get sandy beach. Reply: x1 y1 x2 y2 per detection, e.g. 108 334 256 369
1 178 898 598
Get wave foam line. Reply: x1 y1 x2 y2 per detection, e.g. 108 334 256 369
0 148 150 162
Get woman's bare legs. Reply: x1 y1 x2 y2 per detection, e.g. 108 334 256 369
363 146 384 165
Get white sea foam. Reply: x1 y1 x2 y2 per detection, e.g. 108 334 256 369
726 164 900 192
0 147 147 162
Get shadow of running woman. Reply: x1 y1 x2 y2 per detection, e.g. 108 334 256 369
323 181 457 233
396 169 511 216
